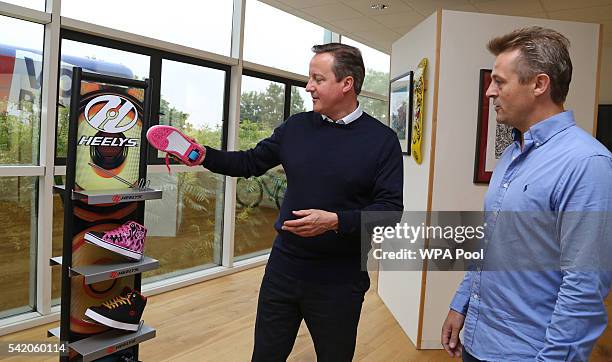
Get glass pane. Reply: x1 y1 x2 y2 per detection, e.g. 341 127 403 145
244 0 326 75
0 15 44 165
2 0 45 11
289 86 311 116
51 177 64 305
235 75 286 259
57 39 150 159
239 76 284 149
51 195 62 305
158 59 226 155
142 171 224 281
359 95 388 125
61 0 233 56
342 37 390 96
0 176 37 318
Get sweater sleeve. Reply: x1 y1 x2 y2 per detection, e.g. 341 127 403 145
337 134 404 235
202 121 285 178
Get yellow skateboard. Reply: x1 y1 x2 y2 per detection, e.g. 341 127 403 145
411 58 427 164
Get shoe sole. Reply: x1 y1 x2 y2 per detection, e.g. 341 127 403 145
164 130 191 156
146 126 203 164
84 233 142 261
84 309 140 331
147 125 205 166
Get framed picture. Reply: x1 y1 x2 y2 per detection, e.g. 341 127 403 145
389 71 413 155
473 69 514 184
597 104 612 152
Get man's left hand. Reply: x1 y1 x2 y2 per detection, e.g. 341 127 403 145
282 209 338 237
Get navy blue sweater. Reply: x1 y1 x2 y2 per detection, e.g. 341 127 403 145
203 111 404 281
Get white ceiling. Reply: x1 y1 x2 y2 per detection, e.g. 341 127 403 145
259 0 612 53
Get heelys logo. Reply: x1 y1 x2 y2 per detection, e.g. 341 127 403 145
78 94 140 147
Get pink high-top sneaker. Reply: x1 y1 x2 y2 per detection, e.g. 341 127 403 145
84 221 146 261
146 125 206 171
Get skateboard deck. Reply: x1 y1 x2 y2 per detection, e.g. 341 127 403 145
411 58 427 164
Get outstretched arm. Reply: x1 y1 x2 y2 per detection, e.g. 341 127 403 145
203 122 285 178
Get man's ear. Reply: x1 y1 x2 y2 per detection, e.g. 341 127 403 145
533 73 550 98
342 76 355 93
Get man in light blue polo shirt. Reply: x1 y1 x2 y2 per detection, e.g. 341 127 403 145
441 26 612 361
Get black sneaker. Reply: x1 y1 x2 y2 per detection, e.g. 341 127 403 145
85 287 147 331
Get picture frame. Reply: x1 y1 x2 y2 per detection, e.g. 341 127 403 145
473 69 514 184
389 71 413 155
597 104 612 152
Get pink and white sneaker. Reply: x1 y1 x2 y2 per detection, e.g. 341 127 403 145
146 125 206 171
84 221 146 261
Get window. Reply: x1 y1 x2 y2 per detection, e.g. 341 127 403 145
61 0 233 56
142 57 228 278
51 190 63 306
0 14 43 319
57 37 150 160
234 75 286 259
342 37 390 96
290 86 311 116
143 171 224 281
244 0 326 75
158 58 226 152
0 176 38 318
359 95 388 125
0 15 44 165
2 0 45 11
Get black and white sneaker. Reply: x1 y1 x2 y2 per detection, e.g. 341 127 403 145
85 287 147 331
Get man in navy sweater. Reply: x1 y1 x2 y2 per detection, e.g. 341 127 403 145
200 43 403 361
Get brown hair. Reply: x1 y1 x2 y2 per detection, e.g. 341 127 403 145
312 43 365 95
487 26 572 104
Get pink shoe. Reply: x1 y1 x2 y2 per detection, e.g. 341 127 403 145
84 221 146 261
146 125 206 170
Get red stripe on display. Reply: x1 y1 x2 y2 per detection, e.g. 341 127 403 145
0 55 16 112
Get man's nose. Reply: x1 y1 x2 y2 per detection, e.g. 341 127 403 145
485 82 496 98
306 80 315 92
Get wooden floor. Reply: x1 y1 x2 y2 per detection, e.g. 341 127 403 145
1 266 611 361
1 266 451 362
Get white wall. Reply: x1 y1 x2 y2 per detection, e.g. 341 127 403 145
391 13 439 213
418 10 602 349
600 46 612 104
378 11 438 346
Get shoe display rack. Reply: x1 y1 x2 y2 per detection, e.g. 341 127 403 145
50 67 161 362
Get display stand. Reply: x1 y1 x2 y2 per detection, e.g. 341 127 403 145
50 67 161 361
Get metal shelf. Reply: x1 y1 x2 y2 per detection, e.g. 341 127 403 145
48 323 155 362
49 256 159 284
53 185 162 205
48 327 60 338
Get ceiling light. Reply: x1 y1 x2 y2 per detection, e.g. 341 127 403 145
371 3 388 10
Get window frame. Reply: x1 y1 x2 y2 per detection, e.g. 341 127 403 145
242 68 306 122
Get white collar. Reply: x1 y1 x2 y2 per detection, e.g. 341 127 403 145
322 103 363 125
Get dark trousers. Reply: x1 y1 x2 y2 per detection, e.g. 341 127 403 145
463 350 485 362
251 268 370 362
